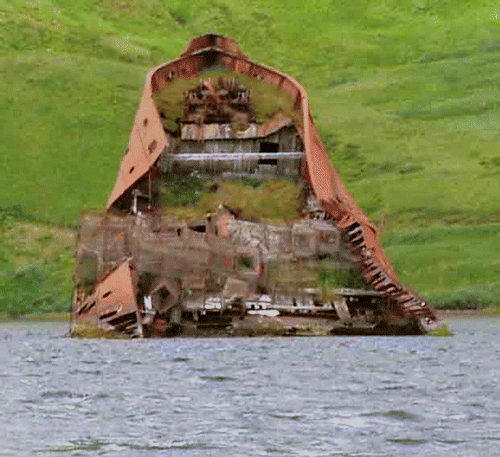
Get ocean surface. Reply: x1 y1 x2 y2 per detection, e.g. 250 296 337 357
2 317 500 457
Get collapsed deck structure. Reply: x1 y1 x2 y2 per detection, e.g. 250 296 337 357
72 34 438 337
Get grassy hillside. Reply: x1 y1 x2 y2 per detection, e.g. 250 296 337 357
2 0 500 313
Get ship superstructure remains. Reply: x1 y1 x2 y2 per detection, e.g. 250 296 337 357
72 34 438 337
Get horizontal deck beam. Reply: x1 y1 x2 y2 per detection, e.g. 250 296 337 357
163 152 303 162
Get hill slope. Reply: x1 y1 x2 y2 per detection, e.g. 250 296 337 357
2 0 500 312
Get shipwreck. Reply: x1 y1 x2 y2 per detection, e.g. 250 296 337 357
72 34 439 337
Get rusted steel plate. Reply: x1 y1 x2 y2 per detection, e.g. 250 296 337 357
94 259 137 319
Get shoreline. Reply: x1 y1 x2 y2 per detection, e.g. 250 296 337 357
436 309 490 317
0 313 71 323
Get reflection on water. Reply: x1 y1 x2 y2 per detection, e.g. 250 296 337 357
2 318 500 456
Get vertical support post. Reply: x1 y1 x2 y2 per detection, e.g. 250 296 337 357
148 170 152 210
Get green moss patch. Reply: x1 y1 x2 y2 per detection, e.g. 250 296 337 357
429 323 452 337
152 69 300 134
162 180 301 222
70 321 127 339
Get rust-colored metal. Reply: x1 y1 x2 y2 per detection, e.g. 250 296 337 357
101 33 437 333
73 258 140 335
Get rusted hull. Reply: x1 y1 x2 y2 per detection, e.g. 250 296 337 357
72 34 438 337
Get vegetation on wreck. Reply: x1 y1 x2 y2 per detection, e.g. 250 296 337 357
266 259 370 298
152 69 300 134
159 178 302 222
429 323 453 337
69 321 129 339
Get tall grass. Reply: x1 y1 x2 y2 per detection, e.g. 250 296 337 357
0 219 74 316
383 225 500 308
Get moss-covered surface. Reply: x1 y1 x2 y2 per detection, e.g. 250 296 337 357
161 180 302 222
70 321 129 339
152 69 299 133
429 323 453 337
159 173 206 207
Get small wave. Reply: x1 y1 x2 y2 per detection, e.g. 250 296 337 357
68 369 102 375
269 413 302 421
436 438 466 445
47 439 106 453
387 438 428 445
382 410 421 422
199 375 235 382
94 392 110 399
40 390 87 400
380 385 405 390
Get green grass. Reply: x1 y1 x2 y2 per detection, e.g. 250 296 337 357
161 180 301 222
3 0 500 313
383 225 500 308
0 217 74 316
0 53 146 224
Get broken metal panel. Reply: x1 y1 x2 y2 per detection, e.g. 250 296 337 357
149 279 182 315
105 92 168 210
74 259 141 335
180 114 294 141
74 293 98 322
94 259 137 319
